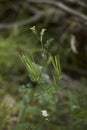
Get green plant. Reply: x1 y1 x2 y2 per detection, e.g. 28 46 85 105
14 26 63 130
14 26 87 130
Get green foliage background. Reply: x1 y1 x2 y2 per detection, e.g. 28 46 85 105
0 0 87 130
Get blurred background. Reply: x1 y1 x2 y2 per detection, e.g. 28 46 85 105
0 0 87 130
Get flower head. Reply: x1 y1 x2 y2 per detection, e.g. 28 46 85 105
41 110 49 117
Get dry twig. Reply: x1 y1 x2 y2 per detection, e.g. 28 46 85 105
66 0 87 8
0 11 45 29
0 0 87 29
28 0 87 21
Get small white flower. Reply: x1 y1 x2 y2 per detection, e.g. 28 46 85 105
41 110 49 117
30 26 35 31
40 29 46 36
